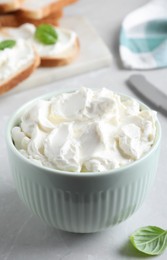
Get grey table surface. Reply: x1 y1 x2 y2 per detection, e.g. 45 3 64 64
0 0 167 259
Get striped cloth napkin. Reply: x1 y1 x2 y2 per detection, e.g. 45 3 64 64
119 0 167 70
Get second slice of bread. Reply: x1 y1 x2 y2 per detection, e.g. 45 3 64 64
0 0 23 13
18 0 78 19
17 10 63 26
0 10 63 28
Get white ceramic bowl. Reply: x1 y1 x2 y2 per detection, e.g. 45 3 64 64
6 90 161 233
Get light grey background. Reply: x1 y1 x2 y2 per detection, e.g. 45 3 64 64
0 0 167 259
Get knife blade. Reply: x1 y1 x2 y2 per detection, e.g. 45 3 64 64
127 74 167 114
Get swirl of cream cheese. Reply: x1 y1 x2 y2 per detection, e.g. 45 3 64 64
12 87 157 172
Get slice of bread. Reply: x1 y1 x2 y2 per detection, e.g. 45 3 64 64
18 0 78 19
0 14 19 27
17 9 63 26
0 10 62 27
40 36 80 67
1 23 80 67
0 0 23 13
0 39 40 95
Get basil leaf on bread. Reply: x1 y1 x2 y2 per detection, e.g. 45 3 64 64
35 24 58 45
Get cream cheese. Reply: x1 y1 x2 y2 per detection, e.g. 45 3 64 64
7 23 77 57
0 39 35 83
12 87 157 172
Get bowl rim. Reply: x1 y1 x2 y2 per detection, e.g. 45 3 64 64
6 88 161 178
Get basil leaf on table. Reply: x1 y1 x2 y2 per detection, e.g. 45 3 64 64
0 40 16 50
35 24 58 45
130 226 167 256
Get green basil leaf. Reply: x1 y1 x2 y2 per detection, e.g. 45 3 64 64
35 24 58 45
0 40 16 50
130 226 167 256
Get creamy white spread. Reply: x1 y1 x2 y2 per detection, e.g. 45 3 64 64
0 39 35 83
8 23 77 57
12 87 157 172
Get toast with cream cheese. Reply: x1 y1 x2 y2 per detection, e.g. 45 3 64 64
0 38 40 95
1 23 80 67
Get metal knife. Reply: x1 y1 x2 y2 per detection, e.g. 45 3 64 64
127 74 167 114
